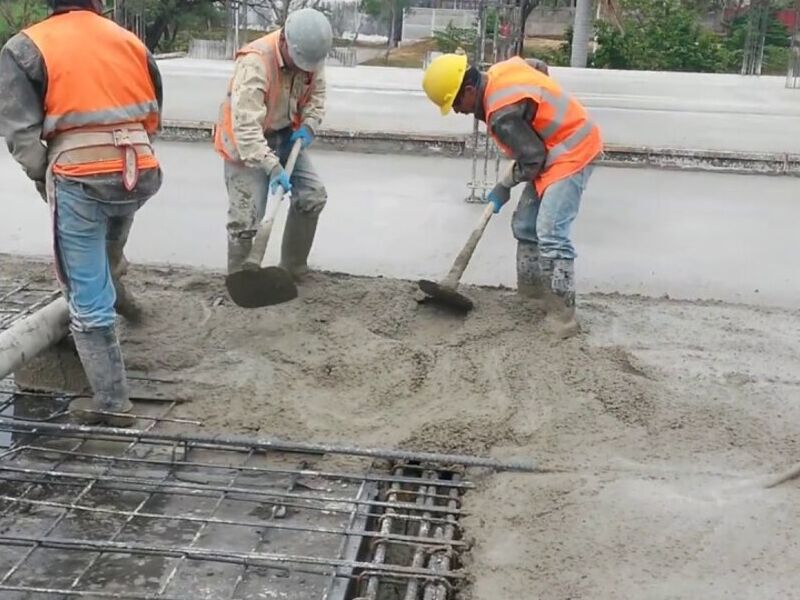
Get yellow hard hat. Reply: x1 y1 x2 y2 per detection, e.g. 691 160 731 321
422 53 468 116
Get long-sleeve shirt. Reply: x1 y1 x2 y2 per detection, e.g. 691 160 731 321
229 50 326 175
477 70 548 190
0 10 163 201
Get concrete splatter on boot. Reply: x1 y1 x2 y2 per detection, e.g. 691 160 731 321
541 258 580 339
228 237 253 275
516 241 545 310
108 242 142 323
279 206 319 281
69 326 136 427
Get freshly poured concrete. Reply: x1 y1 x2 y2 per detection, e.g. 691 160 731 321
159 59 800 153
2 142 798 308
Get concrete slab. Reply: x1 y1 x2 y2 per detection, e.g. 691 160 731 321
1 142 798 308
158 59 800 153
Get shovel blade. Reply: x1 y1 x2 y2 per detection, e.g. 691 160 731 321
418 279 474 313
226 267 298 308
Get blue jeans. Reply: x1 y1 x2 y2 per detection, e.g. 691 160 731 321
511 165 595 260
54 179 146 331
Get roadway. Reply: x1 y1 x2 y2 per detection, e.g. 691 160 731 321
159 58 800 154
2 141 798 308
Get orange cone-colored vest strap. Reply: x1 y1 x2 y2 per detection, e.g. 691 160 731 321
214 31 315 162
23 10 159 177
484 57 603 195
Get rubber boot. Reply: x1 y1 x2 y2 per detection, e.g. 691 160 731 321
108 242 142 323
279 207 319 281
516 241 545 310
228 237 253 275
69 326 136 427
541 258 580 339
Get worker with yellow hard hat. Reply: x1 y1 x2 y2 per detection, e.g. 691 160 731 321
421 53 603 339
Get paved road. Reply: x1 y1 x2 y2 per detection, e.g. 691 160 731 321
2 142 798 308
159 58 800 154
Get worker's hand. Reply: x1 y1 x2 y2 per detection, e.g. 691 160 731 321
290 125 314 150
269 168 292 196
487 184 511 214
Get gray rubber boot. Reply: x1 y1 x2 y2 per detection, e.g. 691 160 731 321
69 326 136 427
228 237 253 275
516 241 545 309
279 207 319 281
108 242 142 323
541 258 580 339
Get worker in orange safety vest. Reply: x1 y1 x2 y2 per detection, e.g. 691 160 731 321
0 0 163 426
422 53 603 338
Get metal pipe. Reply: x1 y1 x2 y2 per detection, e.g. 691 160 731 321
0 296 69 379
0 418 538 472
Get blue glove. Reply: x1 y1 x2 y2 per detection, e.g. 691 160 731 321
487 184 511 214
269 168 292 196
289 125 314 149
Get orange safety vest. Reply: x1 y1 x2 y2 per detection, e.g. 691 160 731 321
484 57 603 196
23 10 160 178
214 31 316 162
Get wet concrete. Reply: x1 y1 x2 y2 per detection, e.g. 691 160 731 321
1 142 799 308
158 59 800 153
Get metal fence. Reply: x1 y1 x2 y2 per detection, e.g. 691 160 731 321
401 8 479 42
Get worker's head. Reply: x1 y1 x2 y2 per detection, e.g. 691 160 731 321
48 0 105 13
422 53 481 116
279 8 333 74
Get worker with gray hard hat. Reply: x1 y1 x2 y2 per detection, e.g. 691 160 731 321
214 8 333 280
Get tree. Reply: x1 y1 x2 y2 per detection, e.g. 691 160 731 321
248 0 327 29
0 0 46 45
591 0 733 72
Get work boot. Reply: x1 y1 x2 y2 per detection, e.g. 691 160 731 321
228 237 253 275
541 258 580 339
516 241 545 310
69 326 136 427
108 242 142 323
279 207 319 281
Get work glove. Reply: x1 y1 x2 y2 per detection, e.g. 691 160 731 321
487 184 511 214
269 168 292 196
289 125 314 150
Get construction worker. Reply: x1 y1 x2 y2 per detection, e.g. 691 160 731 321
214 8 333 280
421 54 603 338
0 0 163 425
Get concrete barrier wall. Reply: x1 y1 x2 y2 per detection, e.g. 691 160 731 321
402 8 478 41
525 7 574 38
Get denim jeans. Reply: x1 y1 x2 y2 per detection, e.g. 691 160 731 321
511 164 595 260
53 178 146 331
225 129 327 242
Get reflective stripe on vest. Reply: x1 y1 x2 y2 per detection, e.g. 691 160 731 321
213 31 315 163
24 10 159 140
484 57 603 194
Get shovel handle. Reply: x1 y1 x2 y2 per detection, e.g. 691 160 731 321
243 139 303 269
442 201 495 289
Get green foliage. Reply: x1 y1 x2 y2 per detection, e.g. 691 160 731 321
433 21 477 54
591 0 733 72
0 0 46 45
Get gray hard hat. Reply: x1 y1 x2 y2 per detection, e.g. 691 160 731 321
284 8 333 72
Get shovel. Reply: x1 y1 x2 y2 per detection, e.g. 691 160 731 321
226 139 302 308
418 201 495 313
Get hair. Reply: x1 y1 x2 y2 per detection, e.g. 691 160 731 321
457 65 481 96
49 0 97 9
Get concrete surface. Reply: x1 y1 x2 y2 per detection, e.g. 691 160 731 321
158 59 800 154
1 142 798 308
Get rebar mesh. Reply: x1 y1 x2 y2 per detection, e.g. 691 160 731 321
0 391 470 600
0 279 60 333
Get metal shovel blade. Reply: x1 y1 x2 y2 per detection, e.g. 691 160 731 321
418 279 474 313
226 267 298 308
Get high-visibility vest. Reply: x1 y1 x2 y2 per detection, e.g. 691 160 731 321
213 31 316 162
484 57 602 196
23 10 160 177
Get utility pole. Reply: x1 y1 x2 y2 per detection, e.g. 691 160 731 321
570 0 594 67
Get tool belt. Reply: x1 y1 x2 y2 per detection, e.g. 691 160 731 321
48 123 154 192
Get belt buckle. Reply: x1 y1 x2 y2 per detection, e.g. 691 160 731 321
112 129 132 147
